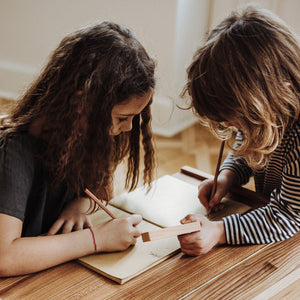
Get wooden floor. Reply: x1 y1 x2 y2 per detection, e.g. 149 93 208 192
154 124 223 177
0 97 254 196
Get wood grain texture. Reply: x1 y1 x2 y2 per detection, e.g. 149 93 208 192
183 231 300 300
251 268 300 300
0 245 266 299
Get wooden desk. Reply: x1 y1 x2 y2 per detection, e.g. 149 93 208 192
1 167 299 299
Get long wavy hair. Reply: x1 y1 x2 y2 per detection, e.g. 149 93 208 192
1 21 156 197
183 5 300 169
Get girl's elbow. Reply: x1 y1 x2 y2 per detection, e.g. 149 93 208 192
0 263 12 277
0 253 19 277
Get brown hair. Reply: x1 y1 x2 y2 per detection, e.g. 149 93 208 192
2 21 156 197
183 4 300 168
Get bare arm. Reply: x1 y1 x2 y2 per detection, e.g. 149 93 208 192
0 213 94 276
0 212 142 277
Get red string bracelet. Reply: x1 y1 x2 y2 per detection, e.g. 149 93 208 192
88 227 97 252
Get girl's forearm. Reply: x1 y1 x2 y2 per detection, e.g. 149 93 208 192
0 228 94 277
218 169 240 187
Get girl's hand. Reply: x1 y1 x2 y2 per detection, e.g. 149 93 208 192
177 214 225 256
94 214 142 252
48 197 92 235
198 169 238 213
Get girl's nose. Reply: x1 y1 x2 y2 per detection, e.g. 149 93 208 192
121 120 133 132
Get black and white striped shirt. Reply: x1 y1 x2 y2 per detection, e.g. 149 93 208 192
221 120 300 245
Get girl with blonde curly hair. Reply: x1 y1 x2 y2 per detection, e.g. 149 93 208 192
179 5 300 255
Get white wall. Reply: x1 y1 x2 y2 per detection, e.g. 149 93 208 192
0 0 205 136
1 0 300 136
209 0 300 32
0 0 178 97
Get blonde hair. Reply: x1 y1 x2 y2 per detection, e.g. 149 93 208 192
183 4 300 169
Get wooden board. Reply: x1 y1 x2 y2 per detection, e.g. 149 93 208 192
142 222 201 242
183 231 300 299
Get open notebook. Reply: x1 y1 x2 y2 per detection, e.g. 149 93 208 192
78 175 251 284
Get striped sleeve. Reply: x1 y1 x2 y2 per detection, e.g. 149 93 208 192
221 151 253 186
220 131 253 186
223 150 300 245
220 131 253 185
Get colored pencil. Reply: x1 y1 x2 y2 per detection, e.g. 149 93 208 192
84 188 117 219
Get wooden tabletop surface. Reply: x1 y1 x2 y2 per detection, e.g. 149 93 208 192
0 166 299 299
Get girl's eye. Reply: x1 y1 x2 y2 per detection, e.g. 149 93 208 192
118 117 128 122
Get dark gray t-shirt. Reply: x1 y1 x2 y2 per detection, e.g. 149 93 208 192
0 132 77 237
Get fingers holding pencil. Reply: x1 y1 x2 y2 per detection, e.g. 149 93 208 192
198 180 224 214
84 188 143 252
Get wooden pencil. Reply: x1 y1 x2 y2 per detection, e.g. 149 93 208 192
84 188 117 219
211 140 225 198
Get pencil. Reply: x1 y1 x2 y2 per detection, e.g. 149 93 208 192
84 188 117 219
211 140 225 198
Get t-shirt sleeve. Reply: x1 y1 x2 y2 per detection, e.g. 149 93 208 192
0 136 35 220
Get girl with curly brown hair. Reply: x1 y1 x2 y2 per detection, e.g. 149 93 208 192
0 21 155 276
179 5 300 255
